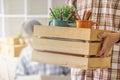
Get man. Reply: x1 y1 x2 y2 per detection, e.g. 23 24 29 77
15 20 70 80
70 0 120 80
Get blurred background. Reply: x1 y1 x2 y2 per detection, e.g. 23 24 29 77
0 0 66 37
0 0 71 80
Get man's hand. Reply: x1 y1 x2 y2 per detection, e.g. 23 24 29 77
96 32 120 57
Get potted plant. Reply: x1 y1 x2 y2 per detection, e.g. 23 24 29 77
49 6 76 27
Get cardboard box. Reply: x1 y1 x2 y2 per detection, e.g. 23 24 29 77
32 25 112 69
17 75 70 80
0 37 26 57
4 37 25 45
1 44 26 57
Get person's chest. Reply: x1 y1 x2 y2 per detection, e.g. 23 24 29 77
77 0 119 30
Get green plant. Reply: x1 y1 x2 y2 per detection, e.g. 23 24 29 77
49 6 75 23
15 34 23 39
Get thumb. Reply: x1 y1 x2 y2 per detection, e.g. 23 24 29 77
98 32 108 39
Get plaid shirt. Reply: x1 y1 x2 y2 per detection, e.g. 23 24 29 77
71 0 120 80
15 46 70 80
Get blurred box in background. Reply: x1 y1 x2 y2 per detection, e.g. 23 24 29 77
0 37 26 57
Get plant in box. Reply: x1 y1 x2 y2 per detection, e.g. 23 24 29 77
14 34 25 45
49 6 76 27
